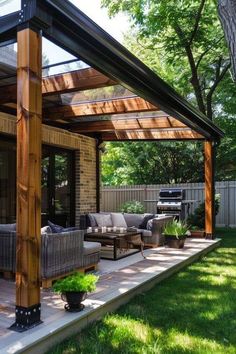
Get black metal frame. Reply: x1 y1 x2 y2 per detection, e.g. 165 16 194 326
0 0 224 141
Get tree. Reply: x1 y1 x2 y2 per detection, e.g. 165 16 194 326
102 141 205 185
101 0 236 185
102 0 233 119
218 0 236 82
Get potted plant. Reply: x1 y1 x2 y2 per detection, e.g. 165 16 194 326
53 272 99 312
187 194 220 238
163 219 189 249
189 225 205 238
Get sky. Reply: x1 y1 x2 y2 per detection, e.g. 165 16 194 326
0 0 130 72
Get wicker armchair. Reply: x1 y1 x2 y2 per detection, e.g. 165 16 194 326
0 230 101 287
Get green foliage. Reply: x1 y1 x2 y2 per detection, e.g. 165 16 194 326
53 272 99 294
163 219 189 238
187 194 221 229
120 200 145 214
102 0 234 117
102 141 204 185
100 0 236 184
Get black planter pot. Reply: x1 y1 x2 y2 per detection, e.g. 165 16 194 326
61 291 87 312
165 235 186 249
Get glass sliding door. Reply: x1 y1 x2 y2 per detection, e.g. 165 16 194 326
0 139 74 226
42 147 75 227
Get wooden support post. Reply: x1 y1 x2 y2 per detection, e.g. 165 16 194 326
204 141 215 239
10 27 42 332
96 139 101 213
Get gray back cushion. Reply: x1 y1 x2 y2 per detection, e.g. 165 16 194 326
123 213 144 228
111 213 127 227
0 223 16 232
93 213 113 227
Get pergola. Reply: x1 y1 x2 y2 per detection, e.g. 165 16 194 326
0 0 223 330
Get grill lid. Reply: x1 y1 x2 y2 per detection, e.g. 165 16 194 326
159 188 185 200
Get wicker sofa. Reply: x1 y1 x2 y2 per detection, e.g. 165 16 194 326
0 229 101 288
80 213 173 247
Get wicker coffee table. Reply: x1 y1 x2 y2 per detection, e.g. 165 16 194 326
84 230 144 260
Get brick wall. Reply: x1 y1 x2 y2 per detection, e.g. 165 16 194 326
75 136 97 226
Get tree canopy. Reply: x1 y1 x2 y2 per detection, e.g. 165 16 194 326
101 0 236 185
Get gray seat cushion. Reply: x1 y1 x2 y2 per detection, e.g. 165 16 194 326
83 241 101 255
124 213 144 228
137 229 152 237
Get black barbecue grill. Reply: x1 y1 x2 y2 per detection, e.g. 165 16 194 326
157 188 186 220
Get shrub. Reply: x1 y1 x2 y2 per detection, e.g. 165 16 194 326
53 272 99 294
187 194 220 229
120 200 145 214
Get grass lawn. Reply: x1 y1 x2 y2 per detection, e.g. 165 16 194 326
48 228 236 354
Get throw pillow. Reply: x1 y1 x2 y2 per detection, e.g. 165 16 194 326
111 213 127 227
48 220 64 233
123 213 144 228
146 219 154 230
139 214 155 229
48 221 80 233
41 225 52 234
93 213 112 227
0 223 16 232
88 213 98 227
61 226 80 232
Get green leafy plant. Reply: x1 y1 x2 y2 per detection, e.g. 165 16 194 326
53 272 99 294
163 220 189 239
120 200 145 214
187 194 220 229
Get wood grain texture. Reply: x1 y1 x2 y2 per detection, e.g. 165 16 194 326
101 129 204 141
44 97 158 120
42 68 117 95
204 141 214 236
0 68 117 103
71 116 186 133
16 28 42 308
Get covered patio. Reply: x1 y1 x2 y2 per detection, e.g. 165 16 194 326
0 0 223 339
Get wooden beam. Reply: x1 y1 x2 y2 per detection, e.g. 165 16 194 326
42 68 117 95
44 97 157 120
70 117 186 133
100 129 204 141
0 68 117 103
204 141 215 238
13 27 42 331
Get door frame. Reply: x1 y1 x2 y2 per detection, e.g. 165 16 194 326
42 145 75 226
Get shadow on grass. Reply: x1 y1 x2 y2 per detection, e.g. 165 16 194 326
48 228 236 354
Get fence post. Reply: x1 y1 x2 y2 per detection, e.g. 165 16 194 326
226 181 230 227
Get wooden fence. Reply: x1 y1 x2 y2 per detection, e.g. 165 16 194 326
101 181 236 227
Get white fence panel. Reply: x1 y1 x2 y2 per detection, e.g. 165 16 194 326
101 181 236 227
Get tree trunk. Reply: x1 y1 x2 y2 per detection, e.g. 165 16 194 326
218 0 236 82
